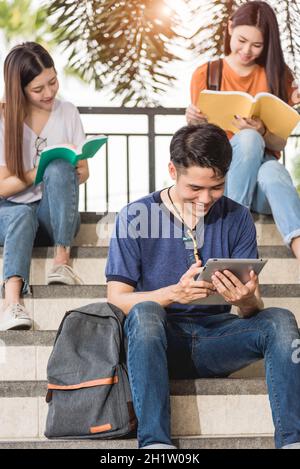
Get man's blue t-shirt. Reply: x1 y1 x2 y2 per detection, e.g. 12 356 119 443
105 191 258 316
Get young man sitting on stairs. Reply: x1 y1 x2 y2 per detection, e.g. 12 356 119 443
105 123 300 450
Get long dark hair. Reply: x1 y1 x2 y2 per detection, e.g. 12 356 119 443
2 42 55 181
224 1 294 103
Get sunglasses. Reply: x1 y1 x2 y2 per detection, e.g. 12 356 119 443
33 136 47 167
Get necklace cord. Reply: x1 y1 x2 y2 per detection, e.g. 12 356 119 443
167 186 200 263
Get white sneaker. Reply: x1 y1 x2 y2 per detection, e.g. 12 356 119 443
282 442 300 449
0 304 32 331
47 264 83 285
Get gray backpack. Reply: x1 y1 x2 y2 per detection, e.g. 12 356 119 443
44 302 137 439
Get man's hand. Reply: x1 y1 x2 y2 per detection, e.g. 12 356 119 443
169 261 216 304
211 269 259 307
185 104 208 125
232 115 266 135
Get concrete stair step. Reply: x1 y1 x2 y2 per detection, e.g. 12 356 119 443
74 212 284 247
0 435 274 449
0 332 267 380
0 246 299 285
0 213 280 252
0 379 274 439
0 378 269 396
0 247 107 285
1 285 299 332
27 211 284 248
0 246 294 258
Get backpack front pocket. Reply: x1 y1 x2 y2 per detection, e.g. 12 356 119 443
45 371 123 438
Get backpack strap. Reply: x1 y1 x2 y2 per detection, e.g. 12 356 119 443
206 58 223 91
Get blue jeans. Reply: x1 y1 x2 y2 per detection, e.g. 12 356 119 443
0 159 80 295
225 129 300 246
124 301 300 448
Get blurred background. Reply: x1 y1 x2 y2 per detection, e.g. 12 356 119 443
0 0 300 212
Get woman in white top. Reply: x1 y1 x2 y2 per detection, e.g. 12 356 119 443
0 42 89 330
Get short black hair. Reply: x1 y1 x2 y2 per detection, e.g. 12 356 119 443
170 123 232 177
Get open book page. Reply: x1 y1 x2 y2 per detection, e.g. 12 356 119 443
79 135 108 159
198 90 254 134
198 90 300 140
250 94 300 139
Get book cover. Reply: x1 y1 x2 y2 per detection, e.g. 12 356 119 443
197 90 300 140
35 135 108 185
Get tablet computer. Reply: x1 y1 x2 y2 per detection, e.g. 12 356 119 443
191 258 267 305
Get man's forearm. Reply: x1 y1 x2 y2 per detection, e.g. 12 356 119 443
108 286 174 315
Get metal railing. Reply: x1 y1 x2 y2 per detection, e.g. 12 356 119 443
78 106 300 211
79 106 186 211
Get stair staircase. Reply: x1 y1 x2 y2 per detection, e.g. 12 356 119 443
0 212 299 449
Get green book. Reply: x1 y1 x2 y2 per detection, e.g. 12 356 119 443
34 135 108 185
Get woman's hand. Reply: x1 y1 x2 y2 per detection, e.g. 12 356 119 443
25 168 38 185
186 104 208 125
169 261 216 304
232 115 266 135
59 144 89 184
76 160 89 185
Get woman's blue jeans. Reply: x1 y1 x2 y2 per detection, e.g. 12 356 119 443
0 159 80 295
225 129 300 246
124 301 300 449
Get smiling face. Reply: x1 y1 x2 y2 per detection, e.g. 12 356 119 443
228 24 264 66
24 67 59 112
169 162 226 216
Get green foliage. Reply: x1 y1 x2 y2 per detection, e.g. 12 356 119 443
0 0 51 45
1 0 300 106
186 0 235 57
47 0 183 105
46 0 300 105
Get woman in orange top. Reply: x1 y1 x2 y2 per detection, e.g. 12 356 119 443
186 1 300 262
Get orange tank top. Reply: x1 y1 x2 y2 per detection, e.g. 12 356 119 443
190 58 299 159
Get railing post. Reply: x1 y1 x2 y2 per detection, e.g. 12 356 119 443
84 182 87 211
105 143 109 212
282 148 286 167
126 135 130 203
148 111 156 193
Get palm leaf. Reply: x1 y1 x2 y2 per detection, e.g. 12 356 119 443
45 0 300 105
47 0 184 105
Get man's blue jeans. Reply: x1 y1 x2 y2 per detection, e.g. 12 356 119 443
0 159 80 295
225 129 300 246
124 301 300 448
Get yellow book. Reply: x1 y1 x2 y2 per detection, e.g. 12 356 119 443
197 90 300 140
